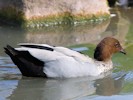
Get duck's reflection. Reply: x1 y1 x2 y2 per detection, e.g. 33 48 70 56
8 73 125 100
94 76 124 96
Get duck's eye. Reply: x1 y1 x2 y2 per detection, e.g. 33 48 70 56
114 43 120 48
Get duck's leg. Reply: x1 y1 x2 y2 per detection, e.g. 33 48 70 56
4 45 47 78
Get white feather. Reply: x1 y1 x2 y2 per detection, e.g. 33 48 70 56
15 43 113 78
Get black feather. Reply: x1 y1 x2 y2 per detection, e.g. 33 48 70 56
20 44 54 51
4 45 47 78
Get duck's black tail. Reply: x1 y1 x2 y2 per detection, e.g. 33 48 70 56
4 45 47 78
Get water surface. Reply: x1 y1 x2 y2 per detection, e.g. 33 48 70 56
0 7 133 100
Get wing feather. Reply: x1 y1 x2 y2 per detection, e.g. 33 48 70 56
17 43 91 62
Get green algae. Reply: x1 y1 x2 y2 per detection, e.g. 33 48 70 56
25 13 110 28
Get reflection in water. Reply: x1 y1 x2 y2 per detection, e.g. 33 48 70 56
25 21 110 46
0 80 18 100
8 73 125 100
104 7 131 46
0 27 26 56
0 21 110 56
95 76 123 96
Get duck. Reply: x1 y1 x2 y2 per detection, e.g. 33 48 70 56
4 37 126 78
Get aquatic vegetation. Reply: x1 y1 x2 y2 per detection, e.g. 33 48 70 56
25 12 110 28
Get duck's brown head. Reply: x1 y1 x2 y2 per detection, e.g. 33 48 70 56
94 37 126 62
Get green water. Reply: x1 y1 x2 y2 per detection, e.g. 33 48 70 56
0 7 133 100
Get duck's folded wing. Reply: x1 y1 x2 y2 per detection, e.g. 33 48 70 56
54 46 91 62
18 43 91 62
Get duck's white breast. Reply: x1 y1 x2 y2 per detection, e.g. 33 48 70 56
44 57 101 78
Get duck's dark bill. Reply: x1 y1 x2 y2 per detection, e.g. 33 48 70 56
120 49 126 55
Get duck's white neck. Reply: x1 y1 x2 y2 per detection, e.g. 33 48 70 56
94 60 113 74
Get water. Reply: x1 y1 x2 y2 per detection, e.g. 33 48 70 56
0 7 133 100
